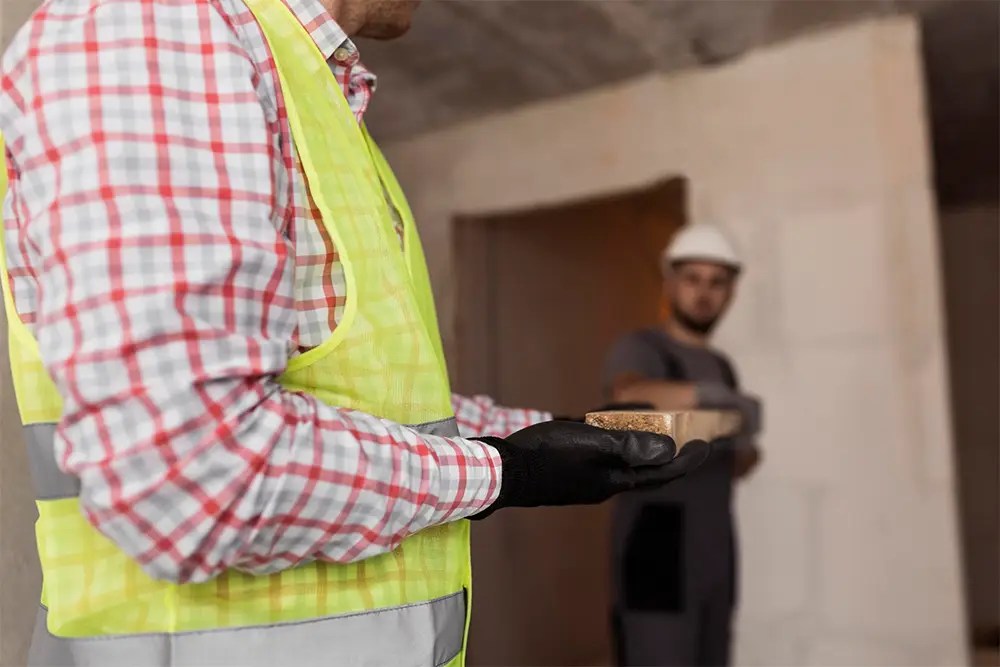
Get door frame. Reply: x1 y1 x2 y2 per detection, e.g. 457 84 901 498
451 177 686 399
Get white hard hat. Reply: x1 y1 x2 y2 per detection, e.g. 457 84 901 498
662 225 742 273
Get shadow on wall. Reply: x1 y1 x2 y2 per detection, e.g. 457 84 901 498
922 0 1000 648
922 0 999 208
937 205 1000 646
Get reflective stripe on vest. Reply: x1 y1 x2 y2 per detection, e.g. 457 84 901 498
29 594 465 667
24 417 463 667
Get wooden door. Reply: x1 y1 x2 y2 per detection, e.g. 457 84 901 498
453 179 686 666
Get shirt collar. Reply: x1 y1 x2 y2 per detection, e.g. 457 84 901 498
281 0 364 67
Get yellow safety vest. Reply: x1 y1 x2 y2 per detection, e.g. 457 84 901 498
0 0 471 664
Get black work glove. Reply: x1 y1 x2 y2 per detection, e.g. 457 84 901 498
553 402 655 423
470 420 712 520
695 382 763 436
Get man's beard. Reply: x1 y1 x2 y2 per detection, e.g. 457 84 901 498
673 305 719 336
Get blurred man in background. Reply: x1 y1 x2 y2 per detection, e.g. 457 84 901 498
604 225 763 667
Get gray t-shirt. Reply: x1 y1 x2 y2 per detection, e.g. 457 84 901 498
603 327 736 399
604 327 742 603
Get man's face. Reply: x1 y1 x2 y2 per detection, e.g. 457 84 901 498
355 0 421 39
666 261 737 335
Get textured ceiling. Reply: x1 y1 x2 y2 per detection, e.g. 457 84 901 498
360 0 998 207
360 0 945 141
3 0 995 206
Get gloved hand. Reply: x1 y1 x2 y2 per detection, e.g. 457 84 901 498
695 382 763 436
470 420 712 520
552 402 655 423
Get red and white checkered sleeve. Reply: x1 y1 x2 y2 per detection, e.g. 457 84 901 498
451 394 552 438
1 0 500 585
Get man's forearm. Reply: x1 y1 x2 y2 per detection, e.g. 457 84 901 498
613 378 698 411
62 356 503 585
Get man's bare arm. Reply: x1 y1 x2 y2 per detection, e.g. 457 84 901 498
610 373 698 411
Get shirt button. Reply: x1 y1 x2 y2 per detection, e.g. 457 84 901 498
333 46 352 63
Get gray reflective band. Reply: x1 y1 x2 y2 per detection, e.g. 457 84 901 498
30 591 465 667
408 417 460 438
23 417 459 502
23 423 80 501
27 414 467 664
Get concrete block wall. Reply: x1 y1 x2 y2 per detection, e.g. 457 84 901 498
382 17 967 665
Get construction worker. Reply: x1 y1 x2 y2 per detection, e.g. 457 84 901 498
604 225 764 667
0 1 712 666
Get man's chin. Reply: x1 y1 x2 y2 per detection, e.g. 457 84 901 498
357 2 420 40
357 20 412 40
675 312 719 336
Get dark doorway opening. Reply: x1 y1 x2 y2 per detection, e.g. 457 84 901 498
453 177 687 666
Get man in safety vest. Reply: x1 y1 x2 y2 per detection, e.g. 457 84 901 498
605 225 763 667
0 1 711 665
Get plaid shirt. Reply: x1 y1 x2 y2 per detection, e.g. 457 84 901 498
0 0 548 583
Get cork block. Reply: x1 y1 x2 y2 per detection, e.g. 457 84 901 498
584 410 742 448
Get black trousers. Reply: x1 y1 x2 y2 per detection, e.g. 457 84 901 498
612 500 736 667
613 601 733 667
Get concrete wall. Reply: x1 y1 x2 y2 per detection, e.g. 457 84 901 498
383 17 968 666
938 204 999 634
0 355 36 667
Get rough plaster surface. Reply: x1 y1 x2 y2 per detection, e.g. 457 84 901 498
0 335 38 667
383 18 968 665
359 0 951 141
361 1 1000 209
3 0 997 204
